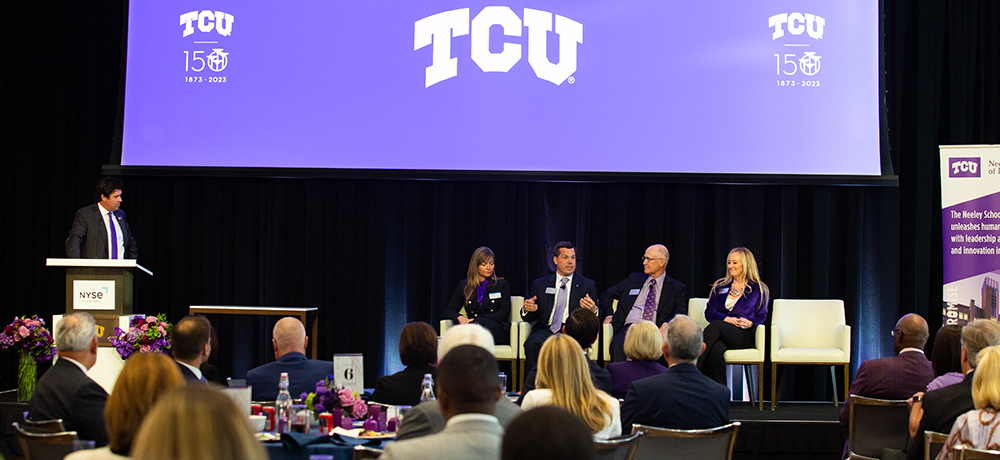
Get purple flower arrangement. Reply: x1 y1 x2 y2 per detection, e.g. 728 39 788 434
0 316 56 361
108 314 172 360
301 376 368 419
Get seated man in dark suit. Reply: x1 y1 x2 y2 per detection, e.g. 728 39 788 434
28 312 109 446
905 319 1000 460
396 324 522 440
601 244 687 362
517 307 613 405
171 315 213 384
65 176 138 260
621 314 730 433
246 317 333 401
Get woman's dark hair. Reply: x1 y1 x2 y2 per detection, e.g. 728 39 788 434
931 324 964 377
399 322 437 367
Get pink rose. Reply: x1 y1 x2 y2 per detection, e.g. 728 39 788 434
351 399 368 419
139 345 151 353
338 388 355 407
139 323 148 331
146 317 157 324
18 326 30 338
157 326 166 335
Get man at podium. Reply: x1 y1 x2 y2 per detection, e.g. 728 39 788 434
65 177 138 259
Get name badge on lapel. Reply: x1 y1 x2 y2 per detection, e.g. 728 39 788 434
629 289 641 296
489 292 502 300
545 287 557 295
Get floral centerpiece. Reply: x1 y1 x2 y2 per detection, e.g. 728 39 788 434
108 314 172 360
301 376 368 419
0 315 57 401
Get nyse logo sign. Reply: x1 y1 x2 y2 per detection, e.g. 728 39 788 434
180 10 235 37
72 280 116 311
414 7 583 87
950 158 981 178
769 13 825 40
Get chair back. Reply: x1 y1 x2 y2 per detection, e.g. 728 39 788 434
632 422 740 460
511 296 524 323
595 432 642 460
847 395 910 458
353 444 383 459
956 445 1000 459
925 431 948 460
688 298 710 330
13 421 80 460
19 418 65 434
772 299 845 348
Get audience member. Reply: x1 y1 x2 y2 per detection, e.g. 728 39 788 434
906 320 1000 460
936 345 1000 460
66 352 185 460
380 345 505 460
171 315 213 383
521 334 621 439
396 324 522 440
840 314 933 459
246 317 334 400
200 321 225 385
28 312 109 446
621 314 729 433
607 321 667 398
927 325 964 391
518 308 612 404
371 322 438 405
601 244 687 362
501 406 597 460
131 385 267 460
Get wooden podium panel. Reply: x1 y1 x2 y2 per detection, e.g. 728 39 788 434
47 258 153 316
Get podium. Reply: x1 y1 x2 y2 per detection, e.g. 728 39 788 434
46 258 153 316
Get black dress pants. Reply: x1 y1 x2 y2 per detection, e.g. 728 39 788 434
697 320 755 385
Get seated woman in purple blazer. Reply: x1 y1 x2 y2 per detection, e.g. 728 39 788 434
607 321 667 398
697 247 770 385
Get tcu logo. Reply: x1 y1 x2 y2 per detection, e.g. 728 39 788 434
414 7 583 87
768 13 825 40
950 158 981 178
180 10 235 37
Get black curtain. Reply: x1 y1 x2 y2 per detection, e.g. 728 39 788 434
2 1 998 403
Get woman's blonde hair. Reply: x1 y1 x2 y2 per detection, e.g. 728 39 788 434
623 321 663 361
104 352 185 455
972 345 1000 410
464 246 499 302
710 247 770 312
131 385 267 460
536 334 613 434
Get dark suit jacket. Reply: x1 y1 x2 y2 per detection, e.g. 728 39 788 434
620 363 730 433
516 358 612 405
608 360 668 399
65 203 138 259
601 273 687 332
839 350 934 429
28 359 109 446
522 273 599 333
905 371 975 460
369 363 436 406
176 361 207 384
246 352 334 401
444 278 512 345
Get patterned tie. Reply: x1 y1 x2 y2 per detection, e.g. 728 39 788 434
109 212 118 259
550 277 569 333
641 279 657 321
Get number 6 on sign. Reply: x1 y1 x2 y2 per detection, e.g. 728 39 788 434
334 353 364 394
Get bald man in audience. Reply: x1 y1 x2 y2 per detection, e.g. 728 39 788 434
246 317 333 400
396 324 522 441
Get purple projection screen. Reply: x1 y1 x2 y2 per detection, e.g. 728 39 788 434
120 1 881 175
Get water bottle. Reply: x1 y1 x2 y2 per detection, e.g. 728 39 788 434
276 372 293 433
419 374 436 402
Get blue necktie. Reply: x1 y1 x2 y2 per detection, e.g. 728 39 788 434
109 212 118 259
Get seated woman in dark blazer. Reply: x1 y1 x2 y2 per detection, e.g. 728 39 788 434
370 322 438 406
444 246 511 346
607 321 667 398
697 247 770 385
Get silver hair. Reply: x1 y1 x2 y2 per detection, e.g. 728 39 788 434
438 324 495 358
963 319 1000 368
55 312 98 352
664 315 702 363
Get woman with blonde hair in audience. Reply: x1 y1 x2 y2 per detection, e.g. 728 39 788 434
131 385 267 460
66 352 185 460
607 321 667 398
938 345 1000 459
520 334 621 439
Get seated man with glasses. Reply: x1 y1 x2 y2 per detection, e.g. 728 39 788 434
600 244 687 362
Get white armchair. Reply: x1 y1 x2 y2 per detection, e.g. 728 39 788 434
770 299 851 410
440 296 525 391
688 298 766 410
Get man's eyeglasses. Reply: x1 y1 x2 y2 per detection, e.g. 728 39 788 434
641 256 665 263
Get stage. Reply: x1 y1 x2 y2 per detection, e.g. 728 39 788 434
731 402 844 460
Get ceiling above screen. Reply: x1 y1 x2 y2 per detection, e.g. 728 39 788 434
119 1 882 176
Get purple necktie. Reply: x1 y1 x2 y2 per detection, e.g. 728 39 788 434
641 279 657 321
550 278 569 333
109 212 118 259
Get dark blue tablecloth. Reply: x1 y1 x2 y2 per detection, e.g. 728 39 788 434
264 432 387 460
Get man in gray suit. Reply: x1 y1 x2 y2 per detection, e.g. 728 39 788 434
381 345 505 460
396 324 521 440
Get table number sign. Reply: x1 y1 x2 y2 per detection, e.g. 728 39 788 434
334 353 364 394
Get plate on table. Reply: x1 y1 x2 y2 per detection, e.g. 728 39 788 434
330 427 396 440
